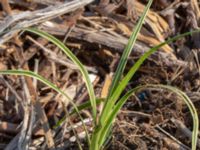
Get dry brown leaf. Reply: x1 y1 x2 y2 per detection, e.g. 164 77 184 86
116 23 173 53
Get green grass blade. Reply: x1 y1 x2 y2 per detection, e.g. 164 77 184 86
70 98 104 116
98 87 140 148
99 84 198 150
108 0 153 98
100 0 153 131
24 28 97 124
142 84 199 150
0 70 91 145
102 29 200 126
54 98 105 129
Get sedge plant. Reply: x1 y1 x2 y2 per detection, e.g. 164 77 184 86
0 0 199 149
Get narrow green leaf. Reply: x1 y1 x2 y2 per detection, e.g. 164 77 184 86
99 0 153 132
24 28 97 124
70 98 104 116
108 0 153 97
54 98 105 129
102 29 200 127
142 84 199 150
0 70 91 145
99 84 198 150
98 87 140 148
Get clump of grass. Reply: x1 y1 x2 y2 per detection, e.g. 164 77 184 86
0 0 199 149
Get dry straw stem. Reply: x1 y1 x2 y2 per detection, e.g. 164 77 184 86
0 0 95 44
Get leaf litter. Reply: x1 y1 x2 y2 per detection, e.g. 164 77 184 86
0 0 200 149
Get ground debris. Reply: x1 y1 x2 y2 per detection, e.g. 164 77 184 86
0 0 200 149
